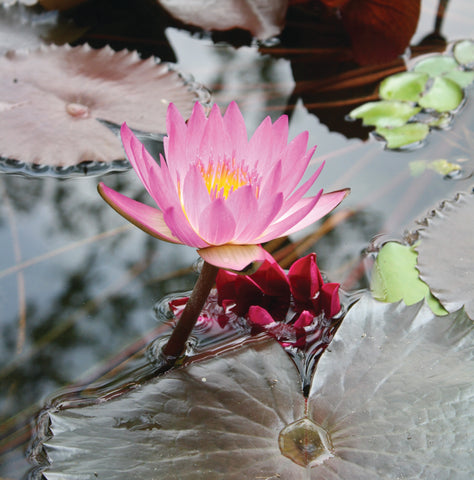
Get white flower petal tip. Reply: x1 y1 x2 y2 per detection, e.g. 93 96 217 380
197 244 267 272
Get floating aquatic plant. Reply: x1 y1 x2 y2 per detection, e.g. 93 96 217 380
370 241 447 316
371 189 474 319
348 40 474 149
99 102 349 271
415 189 474 319
0 44 209 174
171 252 342 391
99 100 349 360
33 294 473 479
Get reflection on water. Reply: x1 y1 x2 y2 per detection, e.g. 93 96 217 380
0 0 473 477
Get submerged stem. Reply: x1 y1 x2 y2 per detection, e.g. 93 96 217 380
161 261 219 362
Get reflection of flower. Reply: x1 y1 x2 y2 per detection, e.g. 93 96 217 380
99 102 348 271
217 252 341 347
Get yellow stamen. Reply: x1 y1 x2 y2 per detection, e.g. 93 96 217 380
198 159 252 199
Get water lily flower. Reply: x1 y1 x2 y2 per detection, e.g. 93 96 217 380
170 252 341 349
218 252 341 318
98 101 349 271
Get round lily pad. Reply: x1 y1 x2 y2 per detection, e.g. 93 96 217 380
349 100 421 128
379 71 428 102
375 122 429 149
0 44 210 175
414 55 460 77
414 54 474 88
453 39 474 68
371 241 447 315
415 190 474 319
418 76 464 112
33 295 474 479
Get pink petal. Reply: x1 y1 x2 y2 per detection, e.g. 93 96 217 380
164 103 187 181
276 161 324 220
184 102 208 169
163 206 209 248
197 244 267 271
225 185 258 238
269 114 289 159
237 192 284 243
199 103 231 167
198 198 236 245
120 123 163 201
258 159 282 201
282 188 350 236
248 305 274 327
98 183 182 244
181 164 211 229
256 190 324 243
223 101 248 161
248 116 274 170
279 132 312 196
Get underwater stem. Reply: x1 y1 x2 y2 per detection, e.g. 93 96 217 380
161 261 219 362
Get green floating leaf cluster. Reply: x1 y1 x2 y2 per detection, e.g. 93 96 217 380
349 39 474 149
371 241 448 315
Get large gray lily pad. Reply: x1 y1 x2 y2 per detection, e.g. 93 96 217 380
37 294 473 479
415 189 474 319
308 294 473 479
0 44 209 171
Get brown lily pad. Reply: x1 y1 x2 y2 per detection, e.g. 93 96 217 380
415 189 474 319
0 44 210 174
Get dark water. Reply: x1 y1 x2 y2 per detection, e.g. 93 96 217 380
0 0 473 477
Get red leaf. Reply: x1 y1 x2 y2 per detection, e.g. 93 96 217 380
341 0 421 65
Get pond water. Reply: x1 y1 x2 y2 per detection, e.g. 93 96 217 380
0 0 473 478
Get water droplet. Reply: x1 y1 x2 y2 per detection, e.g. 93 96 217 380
66 102 90 118
279 417 334 467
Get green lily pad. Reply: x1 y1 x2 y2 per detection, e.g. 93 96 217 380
414 55 460 77
371 241 447 315
375 122 429 149
418 76 464 112
349 100 421 128
453 39 474 68
379 71 428 102
415 190 474 319
414 54 474 88
37 295 473 479
409 159 462 177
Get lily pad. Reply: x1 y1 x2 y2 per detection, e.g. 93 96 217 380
308 294 473 479
409 159 462 177
414 55 474 88
0 44 210 174
418 76 464 112
375 122 429 149
453 39 474 68
379 72 428 102
34 295 474 479
157 0 288 40
370 241 447 315
349 100 421 128
415 190 474 319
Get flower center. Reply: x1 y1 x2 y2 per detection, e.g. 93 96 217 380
198 159 254 199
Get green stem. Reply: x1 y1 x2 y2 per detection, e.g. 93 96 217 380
161 261 219 362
